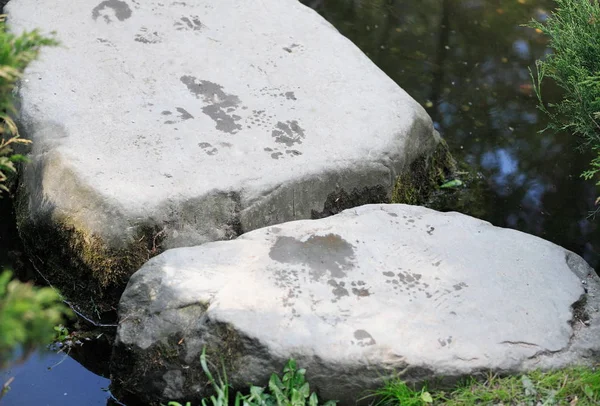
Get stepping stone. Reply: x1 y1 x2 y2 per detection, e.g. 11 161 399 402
113 204 600 404
6 0 445 316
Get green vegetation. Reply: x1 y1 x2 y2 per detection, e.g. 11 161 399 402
0 16 70 400
365 367 600 405
0 16 57 195
164 349 599 406
529 0 600 192
167 348 337 406
0 271 71 369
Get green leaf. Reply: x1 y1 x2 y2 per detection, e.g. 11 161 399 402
421 391 433 403
269 372 285 391
298 382 310 399
268 374 287 404
290 388 304 405
584 384 595 400
8 154 28 163
440 179 464 189
284 359 297 376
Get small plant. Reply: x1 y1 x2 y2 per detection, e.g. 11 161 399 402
528 0 600 198
363 379 433 406
0 16 57 195
53 324 71 342
167 347 337 406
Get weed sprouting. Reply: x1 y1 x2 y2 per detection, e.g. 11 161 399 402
166 347 337 406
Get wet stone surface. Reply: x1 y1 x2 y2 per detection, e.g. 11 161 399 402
115 204 600 405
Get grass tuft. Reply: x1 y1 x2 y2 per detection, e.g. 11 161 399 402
365 367 600 405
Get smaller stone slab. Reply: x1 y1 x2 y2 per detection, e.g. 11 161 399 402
113 204 600 404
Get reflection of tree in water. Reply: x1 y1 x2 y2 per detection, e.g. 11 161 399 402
303 0 600 268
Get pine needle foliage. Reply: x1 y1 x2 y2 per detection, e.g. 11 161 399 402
528 0 600 190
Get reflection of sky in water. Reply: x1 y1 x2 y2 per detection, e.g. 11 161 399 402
513 39 531 59
524 181 546 207
481 148 526 192
0 350 111 406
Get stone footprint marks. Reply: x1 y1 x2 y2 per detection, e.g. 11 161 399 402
383 269 430 300
197 142 233 156
382 266 469 309
198 142 218 156
271 268 304 321
180 76 243 134
271 120 305 147
252 86 305 160
161 107 194 125
135 27 163 44
265 120 305 160
96 38 116 48
282 43 304 54
352 330 376 347
91 0 133 23
177 78 306 158
174 15 203 31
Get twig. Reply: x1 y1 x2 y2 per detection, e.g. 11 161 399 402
28 259 117 327
47 347 71 370
151 226 167 254
0 377 14 401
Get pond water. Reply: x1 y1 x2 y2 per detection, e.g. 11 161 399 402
304 0 600 269
1 0 598 405
0 350 111 406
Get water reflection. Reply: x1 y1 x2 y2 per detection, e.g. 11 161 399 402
0 350 111 406
304 0 600 269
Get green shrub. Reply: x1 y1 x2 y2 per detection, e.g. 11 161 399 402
528 0 600 190
0 16 57 195
0 270 71 369
167 348 337 406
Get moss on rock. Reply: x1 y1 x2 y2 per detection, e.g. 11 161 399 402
392 139 456 205
15 199 165 319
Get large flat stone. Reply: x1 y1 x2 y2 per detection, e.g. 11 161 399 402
113 204 600 405
6 0 443 315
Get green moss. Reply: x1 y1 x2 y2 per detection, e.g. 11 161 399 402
392 139 456 205
14 200 165 318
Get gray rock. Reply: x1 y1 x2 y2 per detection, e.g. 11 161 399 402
113 204 600 405
6 0 444 315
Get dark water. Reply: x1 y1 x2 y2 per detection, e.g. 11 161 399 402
303 0 600 270
1 0 598 404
